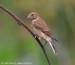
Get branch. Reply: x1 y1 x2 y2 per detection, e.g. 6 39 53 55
0 4 51 65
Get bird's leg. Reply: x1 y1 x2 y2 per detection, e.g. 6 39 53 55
44 41 47 47
34 34 40 39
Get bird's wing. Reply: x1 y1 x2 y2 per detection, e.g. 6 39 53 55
33 18 52 37
33 18 49 31
42 31 52 37
33 18 58 42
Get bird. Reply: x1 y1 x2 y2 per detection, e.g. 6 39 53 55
27 12 58 55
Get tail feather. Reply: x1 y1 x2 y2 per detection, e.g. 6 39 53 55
47 39 57 55
51 37 59 42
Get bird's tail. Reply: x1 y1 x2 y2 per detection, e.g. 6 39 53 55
47 38 57 55
51 37 59 42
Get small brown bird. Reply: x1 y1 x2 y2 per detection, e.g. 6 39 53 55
27 12 58 55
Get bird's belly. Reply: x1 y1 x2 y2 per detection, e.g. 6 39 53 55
33 28 50 41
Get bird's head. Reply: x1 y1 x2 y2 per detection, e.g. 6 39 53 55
27 12 39 20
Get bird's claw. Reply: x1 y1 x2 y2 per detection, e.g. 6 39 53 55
34 36 37 38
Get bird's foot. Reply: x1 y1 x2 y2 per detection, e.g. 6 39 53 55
34 36 37 38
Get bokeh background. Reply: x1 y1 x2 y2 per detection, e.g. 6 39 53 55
0 0 75 65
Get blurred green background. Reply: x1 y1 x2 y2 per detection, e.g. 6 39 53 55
0 0 75 65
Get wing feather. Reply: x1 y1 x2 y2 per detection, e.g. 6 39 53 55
33 18 49 31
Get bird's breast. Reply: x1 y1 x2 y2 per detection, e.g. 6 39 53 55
32 18 39 24
32 20 35 24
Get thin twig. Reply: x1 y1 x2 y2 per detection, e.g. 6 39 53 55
0 4 51 65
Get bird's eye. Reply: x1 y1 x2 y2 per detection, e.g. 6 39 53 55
31 14 34 16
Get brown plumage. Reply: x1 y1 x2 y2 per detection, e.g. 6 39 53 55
27 12 58 55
